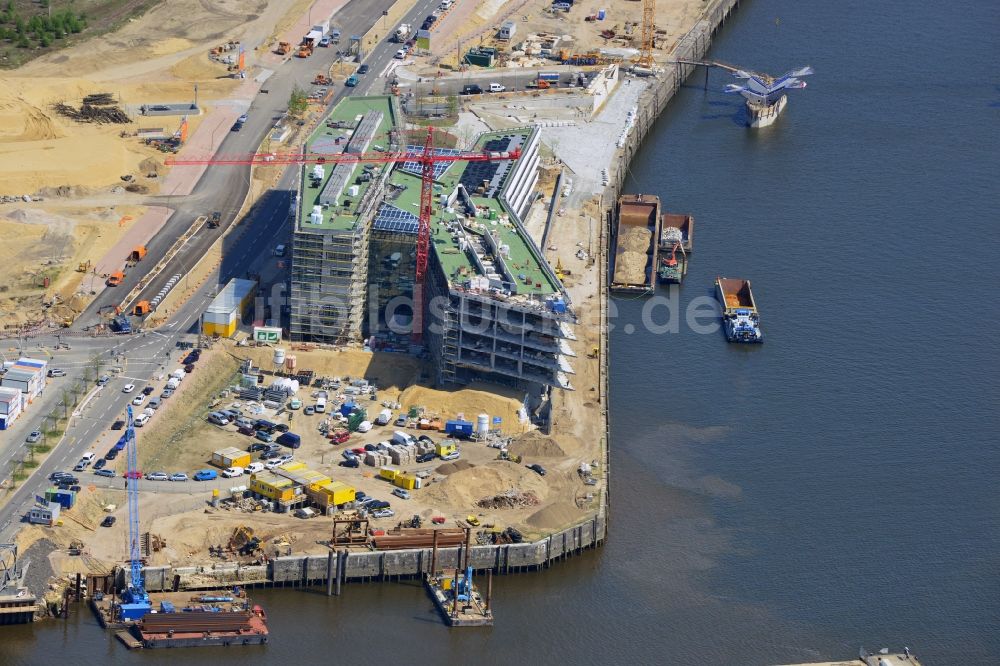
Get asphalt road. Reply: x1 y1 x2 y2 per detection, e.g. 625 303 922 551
0 0 451 542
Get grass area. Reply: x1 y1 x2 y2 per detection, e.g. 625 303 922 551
0 0 160 69
135 350 241 473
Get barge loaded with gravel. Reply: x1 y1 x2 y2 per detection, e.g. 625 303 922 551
610 194 661 294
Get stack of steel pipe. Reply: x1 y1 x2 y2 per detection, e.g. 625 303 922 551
372 529 467 550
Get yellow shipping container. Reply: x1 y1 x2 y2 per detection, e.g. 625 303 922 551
308 480 356 508
379 467 399 482
249 472 297 501
435 441 457 457
211 447 250 469
394 474 417 490
202 319 238 338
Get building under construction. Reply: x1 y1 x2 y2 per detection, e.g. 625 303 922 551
291 97 575 391
288 97 401 344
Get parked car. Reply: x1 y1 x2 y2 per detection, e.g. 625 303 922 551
145 471 169 481
274 423 290 433
207 412 230 426
49 471 73 481
193 469 218 481
169 473 189 482
261 450 282 460
248 441 270 452
184 363 195 374
356 420 373 433
368 500 391 510
221 467 243 478
73 461 87 472
395 415 407 427
488 82 506 92
304 406 315 416
461 84 483 95
26 430 41 443
416 452 437 463
319 36 330 47
364 443 377 452
527 463 547 476
372 508 395 518
342 450 358 460
95 469 116 478
94 459 107 470
440 451 460 461
122 384 135 393
245 462 265 474
264 458 284 469
105 449 118 461
97 375 110 386
339 457 360 468
131 395 146 406
276 454 294 464
238 425 255 436
288 399 302 410
220 409 241 421
111 420 125 430
141 386 155 395
255 430 274 443
394 49 406 59
160 388 174 399
101 516 116 528
392 488 411 500
238 113 249 124
148 398 162 410
47 368 66 377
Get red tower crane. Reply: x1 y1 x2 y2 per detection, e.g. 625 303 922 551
165 127 519 341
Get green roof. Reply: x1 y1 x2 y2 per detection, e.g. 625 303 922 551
298 96 397 233
387 130 558 296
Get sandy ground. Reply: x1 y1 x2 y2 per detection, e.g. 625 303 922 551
0 0 328 328
421 0 702 67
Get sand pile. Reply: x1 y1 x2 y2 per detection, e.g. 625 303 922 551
399 381 523 425
423 462 547 509
614 227 651 285
436 460 475 475
526 501 585 531
509 430 566 458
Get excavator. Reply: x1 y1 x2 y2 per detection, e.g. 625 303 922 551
657 242 685 284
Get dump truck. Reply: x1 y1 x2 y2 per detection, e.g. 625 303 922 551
276 41 292 55
133 301 151 316
526 79 552 90
106 271 125 287
128 246 147 263
297 41 313 58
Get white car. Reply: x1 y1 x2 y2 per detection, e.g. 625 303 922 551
356 420 373 433
145 471 169 481
221 467 244 478
131 395 146 406
245 462 265 474
264 459 283 470
394 49 406 59
122 384 135 393
392 488 410 500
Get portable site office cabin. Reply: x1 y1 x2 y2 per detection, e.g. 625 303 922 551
0 387 23 430
202 278 256 338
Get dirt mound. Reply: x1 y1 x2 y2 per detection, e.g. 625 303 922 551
525 502 585 531
424 462 547 509
509 430 566 458
139 157 165 175
435 460 474 475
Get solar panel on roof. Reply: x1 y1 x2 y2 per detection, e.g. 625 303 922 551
373 204 419 234
400 145 462 179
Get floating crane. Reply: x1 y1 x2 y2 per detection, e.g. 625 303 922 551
165 128 519 342
118 405 151 621
673 59 814 127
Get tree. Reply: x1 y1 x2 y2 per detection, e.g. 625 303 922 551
288 86 309 116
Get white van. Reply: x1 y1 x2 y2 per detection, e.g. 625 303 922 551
488 82 506 93
166 377 180 390
171 369 185 381
134 414 150 427
315 397 327 413
391 431 414 447
81 452 95 463
221 467 244 478
439 0 453 9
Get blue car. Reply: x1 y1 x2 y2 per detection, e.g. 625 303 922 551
345 74 359 87
193 469 218 481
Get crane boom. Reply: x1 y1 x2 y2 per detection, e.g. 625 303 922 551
118 405 151 621
165 127 519 344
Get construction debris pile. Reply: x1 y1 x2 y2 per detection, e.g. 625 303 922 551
52 93 130 124
477 526 524 545
476 489 540 510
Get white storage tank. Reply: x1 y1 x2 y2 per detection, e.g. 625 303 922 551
476 413 490 436
273 348 286 367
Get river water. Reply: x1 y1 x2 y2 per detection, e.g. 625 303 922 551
3 0 998 664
